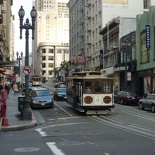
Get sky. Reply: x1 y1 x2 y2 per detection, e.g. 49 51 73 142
12 0 33 56
12 0 69 57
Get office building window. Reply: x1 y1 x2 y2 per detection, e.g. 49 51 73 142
42 56 46 60
49 63 53 67
48 56 54 60
42 63 46 68
49 49 54 53
42 49 46 53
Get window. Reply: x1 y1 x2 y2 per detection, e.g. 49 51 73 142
42 63 46 68
104 81 111 93
49 49 53 53
42 56 46 60
42 49 46 53
48 63 53 67
85 81 92 92
48 56 54 60
95 81 101 92
144 0 150 9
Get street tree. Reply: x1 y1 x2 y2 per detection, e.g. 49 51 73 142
60 61 70 77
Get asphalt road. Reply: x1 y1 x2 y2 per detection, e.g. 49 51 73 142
1 83 155 155
36 83 155 155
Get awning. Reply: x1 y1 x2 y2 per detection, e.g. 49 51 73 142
0 61 17 67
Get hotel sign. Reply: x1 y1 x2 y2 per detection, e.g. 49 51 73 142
71 56 86 66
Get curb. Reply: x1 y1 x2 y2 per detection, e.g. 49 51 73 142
1 120 37 132
1 108 38 132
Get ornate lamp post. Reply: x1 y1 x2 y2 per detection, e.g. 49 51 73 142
16 51 23 76
18 6 37 120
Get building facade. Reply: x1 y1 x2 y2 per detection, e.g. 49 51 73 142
136 6 155 97
99 17 137 92
67 0 144 72
0 0 15 78
34 0 69 80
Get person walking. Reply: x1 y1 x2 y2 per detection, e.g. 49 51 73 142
13 83 19 94
5 83 10 95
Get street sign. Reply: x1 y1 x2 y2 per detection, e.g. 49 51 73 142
22 66 31 75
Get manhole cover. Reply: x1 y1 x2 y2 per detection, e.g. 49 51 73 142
15 147 40 152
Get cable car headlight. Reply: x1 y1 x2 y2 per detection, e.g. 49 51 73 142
103 96 111 104
84 96 93 104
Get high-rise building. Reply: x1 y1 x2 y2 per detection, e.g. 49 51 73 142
67 0 153 71
33 0 69 80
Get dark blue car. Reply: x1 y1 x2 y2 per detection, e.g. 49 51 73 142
53 88 66 101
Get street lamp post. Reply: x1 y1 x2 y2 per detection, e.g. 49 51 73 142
16 51 23 76
18 6 37 120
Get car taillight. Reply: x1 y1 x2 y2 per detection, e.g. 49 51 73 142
124 96 129 99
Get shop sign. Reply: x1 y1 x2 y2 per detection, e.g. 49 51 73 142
145 25 150 48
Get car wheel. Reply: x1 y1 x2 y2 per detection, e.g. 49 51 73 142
139 102 144 110
120 99 124 105
151 105 155 113
50 102 54 108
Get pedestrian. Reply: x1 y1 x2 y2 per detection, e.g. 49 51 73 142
5 83 10 94
13 83 19 94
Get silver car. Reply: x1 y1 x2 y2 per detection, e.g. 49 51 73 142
30 87 54 108
138 94 155 113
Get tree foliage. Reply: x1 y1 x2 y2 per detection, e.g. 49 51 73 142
52 67 59 77
60 61 70 77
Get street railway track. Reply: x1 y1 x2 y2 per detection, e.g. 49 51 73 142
89 110 155 140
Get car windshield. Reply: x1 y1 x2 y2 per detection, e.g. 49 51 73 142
35 90 50 96
125 92 135 96
57 89 66 93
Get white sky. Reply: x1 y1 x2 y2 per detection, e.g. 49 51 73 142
12 0 33 56
12 0 69 56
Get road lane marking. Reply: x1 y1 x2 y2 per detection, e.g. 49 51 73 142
47 142 65 155
35 128 47 137
36 122 90 137
54 103 73 117
48 116 83 121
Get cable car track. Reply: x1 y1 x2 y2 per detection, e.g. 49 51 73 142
89 115 155 140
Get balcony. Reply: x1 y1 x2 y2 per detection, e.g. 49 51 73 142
86 42 92 45
85 2 91 7
79 35 84 38
86 29 91 33
86 16 91 20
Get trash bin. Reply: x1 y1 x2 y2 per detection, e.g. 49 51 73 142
18 96 25 112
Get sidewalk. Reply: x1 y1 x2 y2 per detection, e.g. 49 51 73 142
0 90 37 132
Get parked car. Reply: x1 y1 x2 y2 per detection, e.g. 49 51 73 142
114 91 140 105
29 87 54 108
138 94 155 113
53 87 66 101
54 82 66 88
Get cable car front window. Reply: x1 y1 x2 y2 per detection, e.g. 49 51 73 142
95 81 101 92
85 81 92 93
